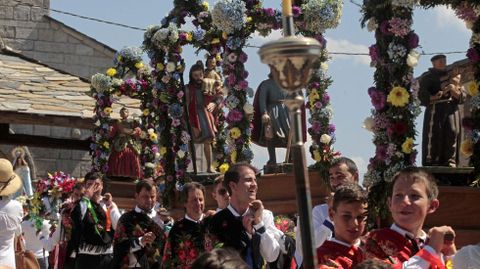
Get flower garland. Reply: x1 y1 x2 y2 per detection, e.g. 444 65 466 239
212 0 257 164
294 1 342 179
457 3 480 186
361 0 420 225
90 47 157 178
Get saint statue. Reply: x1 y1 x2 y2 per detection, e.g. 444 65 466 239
187 61 223 173
419 54 466 167
107 107 142 179
252 70 291 165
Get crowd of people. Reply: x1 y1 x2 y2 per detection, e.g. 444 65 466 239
0 157 479 269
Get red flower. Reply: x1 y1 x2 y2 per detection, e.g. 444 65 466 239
387 121 408 137
188 248 198 260
178 249 187 261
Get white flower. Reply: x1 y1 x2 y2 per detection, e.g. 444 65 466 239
145 162 155 168
147 128 154 134
161 75 171 84
91 73 112 92
166 62 176 73
387 42 407 63
320 134 332 144
367 18 378 32
94 120 101 127
466 21 474 29
320 62 329 71
406 50 420 67
363 117 375 132
155 152 161 160
212 0 247 34
177 150 185 158
301 0 343 34
243 103 254 114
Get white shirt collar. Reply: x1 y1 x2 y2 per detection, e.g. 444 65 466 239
227 204 250 217
134 206 156 219
331 238 361 248
390 223 427 241
185 214 204 223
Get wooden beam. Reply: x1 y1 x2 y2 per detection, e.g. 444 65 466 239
0 111 94 129
0 133 90 150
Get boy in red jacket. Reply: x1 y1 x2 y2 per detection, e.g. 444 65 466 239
317 183 368 268
365 167 456 269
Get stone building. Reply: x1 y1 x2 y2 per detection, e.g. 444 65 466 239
0 0 121 181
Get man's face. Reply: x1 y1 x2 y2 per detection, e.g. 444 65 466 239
328 163 357 191
388 176 438 235
330 201 368 245
192 70 204 84
432 58 446 70
230 167 257 205
71 187 85 202
207 58 216 69
212 183 230 209
184 188 205 220
135 187 157 212
85 178 103 198
120 108 129 119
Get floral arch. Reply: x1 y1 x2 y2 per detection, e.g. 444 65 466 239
361 0 480 225
90 0 343 206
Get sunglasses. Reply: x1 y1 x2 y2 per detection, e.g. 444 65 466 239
217 188 228 196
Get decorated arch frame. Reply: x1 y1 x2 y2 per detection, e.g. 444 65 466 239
361 0 480 225
91 0 343 207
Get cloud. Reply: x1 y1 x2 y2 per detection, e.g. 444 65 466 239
434 5 469 33
326 38 370 66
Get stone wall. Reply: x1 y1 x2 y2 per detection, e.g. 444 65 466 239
0 0 115 79
0 124 92 180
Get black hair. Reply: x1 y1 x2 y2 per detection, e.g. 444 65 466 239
191 248 249 269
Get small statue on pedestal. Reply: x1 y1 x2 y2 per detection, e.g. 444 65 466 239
107 107 142 180
419 54 466 167
187 61 223 173
252 69 291 170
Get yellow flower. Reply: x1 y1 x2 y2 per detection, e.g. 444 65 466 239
313 150 322 161
202 1 209 10
149 132 158 142
467 81 479 96
106 68 117 77
401 137 414 154
103 141 110 149
143 109 150 116
461 139 474 157
160 147 167 155
103 107 113 114
135 62 144 69
231 151 237 163
219 163 230 174
222 32 228 40
177 63 185 73
230 127 241 139
117 55 122 62
211 38 220 44
178 47 183 54
156 63 165 71
215 54 222 62
186 33 193 42
387 86 410 107
246 17 253 23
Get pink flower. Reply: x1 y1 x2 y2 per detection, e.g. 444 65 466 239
467 48 480 63
239 52 248 63
238 80 248 89
314 101 322 109
172 118 181 126
226 109 243 123
369 45 379 63
227 74 236 86
388 17 411 37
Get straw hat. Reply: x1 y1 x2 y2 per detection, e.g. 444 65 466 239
0 158 22 196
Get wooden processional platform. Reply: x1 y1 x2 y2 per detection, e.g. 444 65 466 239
109 168 480 248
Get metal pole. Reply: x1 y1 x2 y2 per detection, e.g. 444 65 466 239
284 92 317 269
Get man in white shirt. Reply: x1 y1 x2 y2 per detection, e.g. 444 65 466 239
295 157 359 266
0 158 24 269
208 163 282 269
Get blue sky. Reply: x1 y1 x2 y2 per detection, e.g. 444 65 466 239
50 1 472 180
